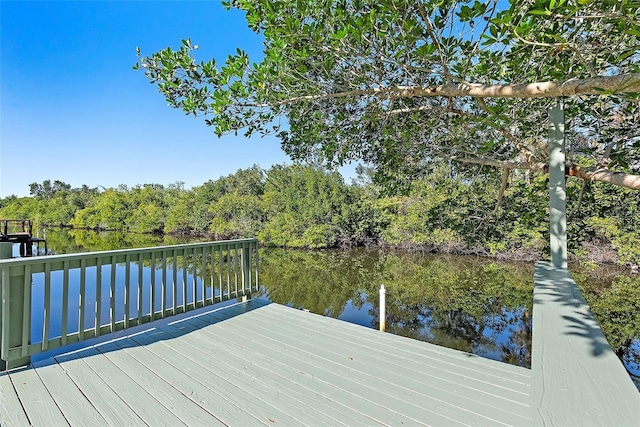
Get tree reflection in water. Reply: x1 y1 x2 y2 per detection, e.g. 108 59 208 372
258 248 534 368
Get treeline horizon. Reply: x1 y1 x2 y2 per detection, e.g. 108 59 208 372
1 162 638 268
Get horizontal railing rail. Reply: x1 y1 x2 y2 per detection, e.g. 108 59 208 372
0 239 259 369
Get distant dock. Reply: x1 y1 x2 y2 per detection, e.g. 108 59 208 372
0 219 47 257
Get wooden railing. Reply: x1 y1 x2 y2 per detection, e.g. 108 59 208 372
0 239 259 369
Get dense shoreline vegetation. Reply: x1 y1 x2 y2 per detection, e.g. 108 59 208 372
1 163 639 268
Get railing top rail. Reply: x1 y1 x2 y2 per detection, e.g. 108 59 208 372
0 238 258 266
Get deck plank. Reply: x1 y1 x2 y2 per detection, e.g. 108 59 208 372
150 323 354 426
71 346 188 426
108 331 266 426
231 304 531 422
95 340 226 426
155 320 377 426
128 328 313 426
532 262 640 426
164 314 391 425
253 303 531 398
2 299 538 427
194 305 521 426
0 372 30 426
7 365 69 426
200 302 531 426
53 350 147 425
183 313 436 426
115 331 265 426
264 302 531 383
31 359 108 427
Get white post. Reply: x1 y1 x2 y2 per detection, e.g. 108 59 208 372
379 284 386 332
549 101 568 268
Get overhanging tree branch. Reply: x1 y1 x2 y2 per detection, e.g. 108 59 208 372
136 1 640 193
257 74 640 107
454 157 640 190
453 156 546 171
572 165 640 190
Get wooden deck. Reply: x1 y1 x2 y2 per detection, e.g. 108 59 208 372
531 262 640 426
1 299 533 426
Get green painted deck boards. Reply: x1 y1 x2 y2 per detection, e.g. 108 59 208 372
4 276 639 427
532 262 640 426
1 299 532 427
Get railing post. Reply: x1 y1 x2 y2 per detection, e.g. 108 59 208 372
379 284 386 332
241 243 251 302
1 243 31 370
0 242 11 370
0 243 11 259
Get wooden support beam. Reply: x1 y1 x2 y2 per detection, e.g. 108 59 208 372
549 102 567 268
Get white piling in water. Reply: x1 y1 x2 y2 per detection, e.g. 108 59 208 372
379 284 386 332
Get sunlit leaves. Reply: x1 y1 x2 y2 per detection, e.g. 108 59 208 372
135 0 640 191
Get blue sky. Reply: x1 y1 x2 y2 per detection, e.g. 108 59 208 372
1 1 324 197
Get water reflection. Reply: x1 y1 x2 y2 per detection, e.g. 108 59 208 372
257 248 534 368
43 228 198 253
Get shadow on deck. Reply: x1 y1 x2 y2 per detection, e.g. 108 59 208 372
2 298 532 426
532 261 640 426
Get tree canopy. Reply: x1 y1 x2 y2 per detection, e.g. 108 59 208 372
136 0 640 190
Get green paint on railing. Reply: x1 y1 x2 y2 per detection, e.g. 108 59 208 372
0 239 259 369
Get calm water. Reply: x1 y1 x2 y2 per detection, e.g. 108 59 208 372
256 247 534 368
32 229 640 386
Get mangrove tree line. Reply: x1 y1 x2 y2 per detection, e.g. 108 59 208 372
1 162 638 266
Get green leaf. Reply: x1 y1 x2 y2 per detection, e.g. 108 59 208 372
625 26 640 38
480 34 496 46
592 86 614 95
332 28 348 40
615 50 637 62
528 9 551 15
416 43 436 56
